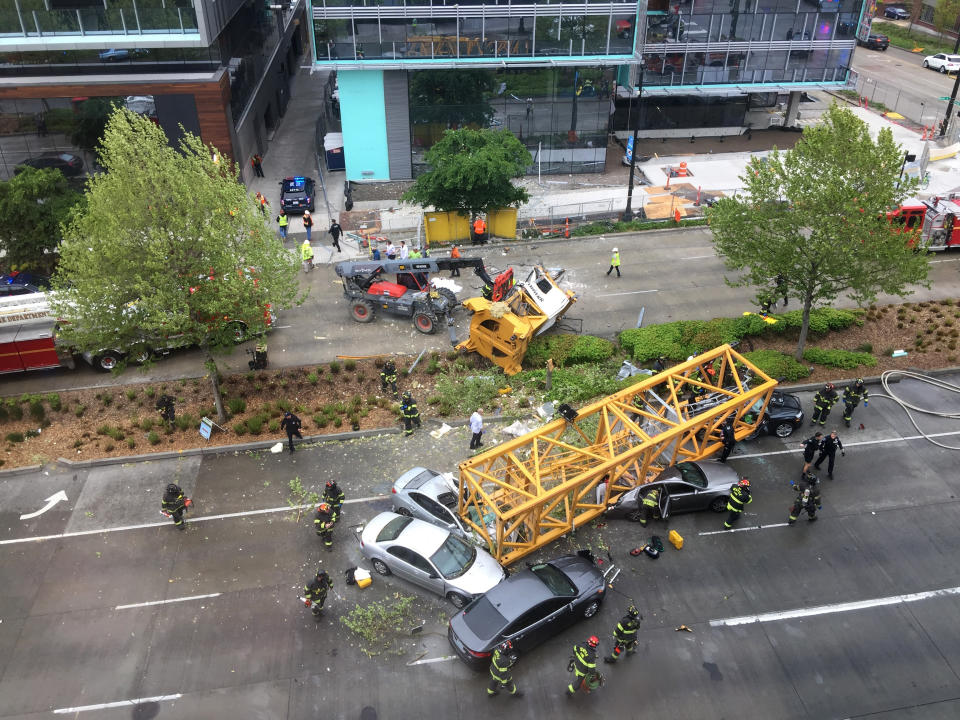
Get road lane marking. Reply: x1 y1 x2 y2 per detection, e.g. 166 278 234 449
407 655 458 666
709 585 960 627
681 254 715 260
732 428 960 461
930 258 960 264
115 592 221 610
54 694 183 714
596 290 660 297
0 493 390 547
698 523 789 536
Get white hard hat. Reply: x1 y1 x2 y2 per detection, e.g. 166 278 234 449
304 210 310 215
612 247 618 252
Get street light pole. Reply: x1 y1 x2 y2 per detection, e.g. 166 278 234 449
622 62 645 221
938 32 960 137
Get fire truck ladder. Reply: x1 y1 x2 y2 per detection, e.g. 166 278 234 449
457 344 777 565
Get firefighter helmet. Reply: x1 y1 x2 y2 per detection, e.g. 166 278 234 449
738 478 750 487
627 605 640 619
825 383 835 391
499 640 513 652
402 391 412 401
166 483 179 495
318 502 331 514
325 480 336 489
855 377 864 387
587 636 599 648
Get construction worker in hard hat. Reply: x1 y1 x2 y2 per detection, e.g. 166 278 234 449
724 478 752 529
606 247 621 277
604 605 641 664
487 640 523 698
842 378 868 428
811 383 838 426
567 635 602 696
300 237 314 273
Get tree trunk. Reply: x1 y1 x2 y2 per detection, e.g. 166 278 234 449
794 292 814 361
204 352 227 423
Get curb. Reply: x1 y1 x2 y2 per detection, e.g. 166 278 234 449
780 364 960 393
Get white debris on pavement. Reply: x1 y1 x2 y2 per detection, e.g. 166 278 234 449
430 423 453 439
503 419 541 437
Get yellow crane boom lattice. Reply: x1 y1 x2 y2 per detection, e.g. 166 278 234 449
457 344 777 565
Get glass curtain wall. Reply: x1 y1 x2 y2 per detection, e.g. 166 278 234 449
408 66 615 176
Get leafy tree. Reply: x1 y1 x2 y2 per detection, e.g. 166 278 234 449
402 128 531 216
51 108 302 422
708 104 929 360
0 167 82 273
71 97 119 152
409 70 495 128
933 0 960 41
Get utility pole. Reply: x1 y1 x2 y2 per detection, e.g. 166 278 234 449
623 62 645 221
938 32 960 137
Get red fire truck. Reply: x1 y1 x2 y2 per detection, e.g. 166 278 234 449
890 195 960 251
0 292 75 373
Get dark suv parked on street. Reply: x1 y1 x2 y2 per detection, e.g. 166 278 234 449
858 33 889 50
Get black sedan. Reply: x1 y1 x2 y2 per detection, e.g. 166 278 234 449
605 460 738 521
279 176 315 213
884 6 910 19
15 152 84 177
748 389 804 438
448 553 606 670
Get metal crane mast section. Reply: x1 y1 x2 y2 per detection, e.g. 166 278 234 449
457 344 777 565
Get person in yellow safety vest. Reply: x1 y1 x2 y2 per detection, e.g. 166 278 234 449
276 209 289 239
606 247 621 277
724 478 752 529
300 238 314 273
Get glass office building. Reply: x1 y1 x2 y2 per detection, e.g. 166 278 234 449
309 0 866 180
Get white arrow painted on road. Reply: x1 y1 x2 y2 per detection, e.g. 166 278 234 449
19 490 68 520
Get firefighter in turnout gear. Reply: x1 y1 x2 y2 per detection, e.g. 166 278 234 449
724 478 752 529
161 483 189 530
842 379 869 428
303 570 333 617
811 383 838 426
156 394 175 426
314 502 337 550
789 472 822 523
566 636 602 696
638 486 661 527
323 480 345 515
719 416 736 463
380 361 398 399
604 605 641 664
487 640 523 698
400 391 421 436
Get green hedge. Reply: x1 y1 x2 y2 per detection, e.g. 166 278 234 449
524 334 615 368
741 350 811 381
618 308 863 362
802 348 878 369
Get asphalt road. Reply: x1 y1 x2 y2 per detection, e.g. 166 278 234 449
5 230 960 396
2 375 960 718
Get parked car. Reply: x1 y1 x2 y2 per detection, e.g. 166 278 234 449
858 33 890 50
15 152 84 177
279 176 315 213
923 53 960 74
448 553 606 669
748 389 805 438
604 460 739 521
359 512 506 608
883 6 910 19
0 282 42 298
392 467 476 539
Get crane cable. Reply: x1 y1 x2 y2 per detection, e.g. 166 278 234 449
870 370 960 451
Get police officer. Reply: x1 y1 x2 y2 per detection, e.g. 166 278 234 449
380 360 398 399
811 383 838 426
724 478 752 529
566 635 601 697
788 472 822 524
400 391 421 436
842 378 869 428
487 640 523 698
161 482 189 530
801 431 823 476
156 394 175 426
814 430 844 479
314 502 337 551
719 417 736 463
323 480 345 516
637 486 660 528
603 605 641 664
280 410 303 453
303 569 333 617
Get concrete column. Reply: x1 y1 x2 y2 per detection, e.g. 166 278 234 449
784 91 801 127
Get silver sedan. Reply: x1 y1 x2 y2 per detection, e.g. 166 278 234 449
359 512 506 608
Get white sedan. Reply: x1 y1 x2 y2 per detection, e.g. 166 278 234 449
923 54 960 74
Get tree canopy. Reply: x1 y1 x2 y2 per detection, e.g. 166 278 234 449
0 167 82 273
707 104 930 359
409 70 495 128
51 108 302 420
402 128 532 215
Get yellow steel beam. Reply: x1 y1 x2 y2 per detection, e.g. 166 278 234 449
458 344 776 565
